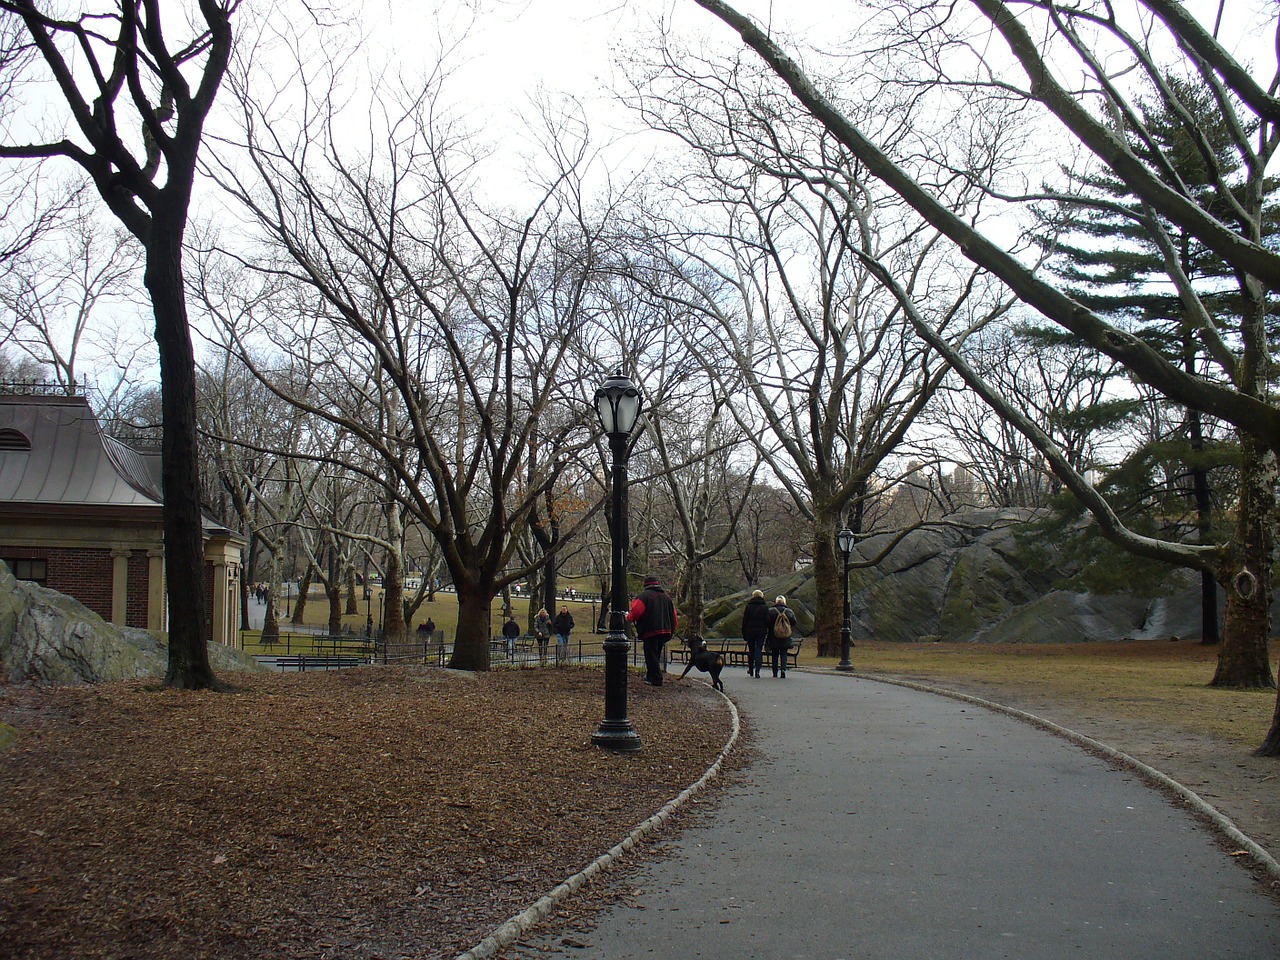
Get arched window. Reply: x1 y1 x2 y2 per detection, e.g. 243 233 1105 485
0 428 31 451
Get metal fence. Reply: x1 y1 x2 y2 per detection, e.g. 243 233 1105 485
247 631 637 671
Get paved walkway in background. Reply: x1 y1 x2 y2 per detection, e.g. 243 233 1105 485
505 668 1280 960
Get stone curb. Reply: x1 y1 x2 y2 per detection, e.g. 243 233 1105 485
454 684 743 960
853 672 1280 887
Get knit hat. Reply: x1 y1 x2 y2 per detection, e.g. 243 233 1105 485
644 575 661 587
751 589 764 599
775 596 787 605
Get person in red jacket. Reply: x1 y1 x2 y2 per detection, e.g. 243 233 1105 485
627 575 678 686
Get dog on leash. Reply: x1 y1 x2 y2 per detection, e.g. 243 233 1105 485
678 635 725 691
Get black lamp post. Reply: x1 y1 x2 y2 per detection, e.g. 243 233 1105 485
592 369 643 752
837 527 855 671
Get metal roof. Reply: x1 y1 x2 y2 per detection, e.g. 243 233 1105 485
0 395 163 507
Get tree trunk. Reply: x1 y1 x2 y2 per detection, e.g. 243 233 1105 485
1187 381 1219 645
683 560 706 635
345 563 358 615
291 564 312 625
382 547 407 644
449 583 493 670
148 225 219 691
262 596 279 645
326 581 342 636
812 512 841 657
1211 434 1276 689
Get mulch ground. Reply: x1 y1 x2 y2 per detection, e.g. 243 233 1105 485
0 666 733 960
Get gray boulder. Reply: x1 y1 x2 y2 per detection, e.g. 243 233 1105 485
703 509 1218 644
0 565 262 684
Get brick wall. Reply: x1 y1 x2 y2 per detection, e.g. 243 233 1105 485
127 551 149 628
2 546 115 621
204 561 215 644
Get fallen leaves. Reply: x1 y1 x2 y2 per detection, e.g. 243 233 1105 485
0 665 731 960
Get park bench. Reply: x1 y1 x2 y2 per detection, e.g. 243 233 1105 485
270 654 369 671
668 637 804 670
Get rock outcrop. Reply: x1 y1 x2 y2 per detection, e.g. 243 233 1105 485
704 508 1226 644
0 566 261 684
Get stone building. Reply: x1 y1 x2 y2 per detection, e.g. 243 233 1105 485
0 391 242 647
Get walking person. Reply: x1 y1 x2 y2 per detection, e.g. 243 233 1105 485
765 596 797 678
627 575 678 686
534 608 553 663
553 605 575 663
741 589 770 678
502 614 521 659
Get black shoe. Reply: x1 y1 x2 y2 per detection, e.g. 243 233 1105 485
781 671 787 678
772 671 778 677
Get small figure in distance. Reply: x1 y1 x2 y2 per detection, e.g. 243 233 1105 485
534 608 553 663
502 614 520 658
553 605 575 663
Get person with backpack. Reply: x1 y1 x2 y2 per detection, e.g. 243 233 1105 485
741 589 771 678
765 596 797 678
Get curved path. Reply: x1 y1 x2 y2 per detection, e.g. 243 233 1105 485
502 668 1280 960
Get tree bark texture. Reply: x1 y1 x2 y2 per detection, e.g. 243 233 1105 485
149 232 217 690
1212 435 1277 689
382 548 407 645
449 586 493 671
812 512 841 658
292 565 312 625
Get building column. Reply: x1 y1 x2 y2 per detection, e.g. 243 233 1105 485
147 549 166 632
212 560 229 648
111 549 129 626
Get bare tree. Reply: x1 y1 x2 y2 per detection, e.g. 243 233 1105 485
693 0 1280 751
0 0 237 690
624 48 1016 653
0 194 145 395
206 57 634 668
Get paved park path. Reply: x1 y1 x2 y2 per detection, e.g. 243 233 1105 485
503 667 1280 960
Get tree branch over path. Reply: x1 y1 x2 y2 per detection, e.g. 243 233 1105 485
690 0 1280 451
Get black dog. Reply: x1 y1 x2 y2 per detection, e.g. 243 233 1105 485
678 635 725 692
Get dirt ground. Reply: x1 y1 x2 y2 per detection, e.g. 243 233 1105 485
2 648 1277 960
0 667 733 960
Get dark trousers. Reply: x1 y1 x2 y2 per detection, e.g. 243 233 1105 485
769 645 788 675
643 634 669 684
747 638 765 676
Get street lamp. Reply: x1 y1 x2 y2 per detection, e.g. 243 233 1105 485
592 368 644 752
837 527 855 671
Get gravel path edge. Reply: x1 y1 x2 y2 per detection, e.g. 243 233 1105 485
453 685 742 960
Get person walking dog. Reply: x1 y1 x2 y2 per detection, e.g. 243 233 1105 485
766 596 797 678
627 575 678 686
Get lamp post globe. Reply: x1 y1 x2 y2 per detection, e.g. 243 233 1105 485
837 527 855 671
592 368 643 752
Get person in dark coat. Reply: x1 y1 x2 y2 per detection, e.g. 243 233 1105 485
534 608 552 662
740 589 771 679
627 575 678 686
553 606 575 660
502 615 521 658
765 596 798 678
